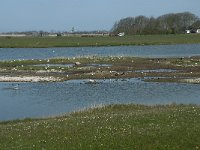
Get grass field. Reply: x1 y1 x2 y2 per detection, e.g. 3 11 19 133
0 34 200 48
1 104 200 149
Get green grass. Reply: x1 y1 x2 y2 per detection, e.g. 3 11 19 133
1 104 200 149
0 34 200 48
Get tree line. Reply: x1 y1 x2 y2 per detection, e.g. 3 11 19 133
111 12 200 35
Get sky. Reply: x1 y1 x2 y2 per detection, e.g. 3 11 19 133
0 0 200 32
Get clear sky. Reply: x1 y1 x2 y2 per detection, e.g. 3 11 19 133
0 0 199 32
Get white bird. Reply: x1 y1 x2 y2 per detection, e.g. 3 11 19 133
86 79 97 84
13 84 19 90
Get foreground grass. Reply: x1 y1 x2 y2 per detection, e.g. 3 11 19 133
0 34 200 48
1 104 200 149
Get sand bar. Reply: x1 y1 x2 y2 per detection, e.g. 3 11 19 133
0 76 61 82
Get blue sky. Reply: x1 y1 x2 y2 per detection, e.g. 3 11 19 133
0 0 199 32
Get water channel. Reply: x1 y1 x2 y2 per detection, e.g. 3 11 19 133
0 44 200 121
0 44 200 60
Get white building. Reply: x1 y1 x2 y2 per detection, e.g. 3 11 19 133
186 30 190 34
118 32 125 36
197 29 200 34
48 34 57 37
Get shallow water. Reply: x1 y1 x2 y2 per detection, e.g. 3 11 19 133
1 44 200 121
0 79 200 121
0 44 200 60
32 64 74 67
134 69 178 73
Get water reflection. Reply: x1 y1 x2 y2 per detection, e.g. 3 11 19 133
0 79 200 121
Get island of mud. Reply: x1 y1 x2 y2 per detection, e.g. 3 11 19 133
0 56 200 84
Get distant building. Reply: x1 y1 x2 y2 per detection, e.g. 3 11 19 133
186 30 190 34
185 29 200 34
48 34 57 37
118 32 125 36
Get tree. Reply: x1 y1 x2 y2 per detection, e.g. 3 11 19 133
111 12 199 35
190 20 200 29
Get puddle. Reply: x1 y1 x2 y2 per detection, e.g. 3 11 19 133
31 64 74 67
30 63 112 68
86 64 113 67
134 69 178 73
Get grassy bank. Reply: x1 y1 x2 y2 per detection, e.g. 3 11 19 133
0 34 200 48
1 104 200 149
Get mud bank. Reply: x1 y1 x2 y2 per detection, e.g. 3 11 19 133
181 78 200 84
0 56 200 83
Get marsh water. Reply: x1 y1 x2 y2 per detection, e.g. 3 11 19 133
0 44 200 121
1 44 200 60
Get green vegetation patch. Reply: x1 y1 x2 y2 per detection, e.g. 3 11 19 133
0 34 200 48
1 104 200 149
